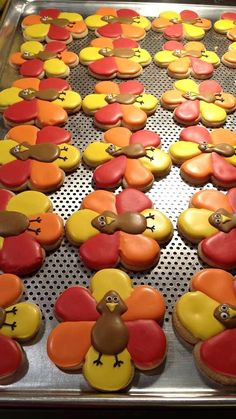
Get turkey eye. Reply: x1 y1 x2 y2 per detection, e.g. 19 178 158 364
107 145 116 153
220 304 229 312
220 312 229 320
98 215 106 227
13 145 21 152
113 296 118 303
106 296 112 303
214 214 221 224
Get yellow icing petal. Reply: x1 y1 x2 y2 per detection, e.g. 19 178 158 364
132 16 150 29
140 148 171 175
1 302 41 341
82 94 107 113
83 347 133 391
159 11 180 20
169 141 201 163
53 91 81 111
154 50 176 65
135 94 158 112
0 87 23 108
54 144 81 171
176 291 225 340
20 41 44 54
43 58 68 77
201 51 220 66
183 23 205 39
174 79 199 94
66 209 99 245
178 208 218 241
91 269 133 302
226 153 236 166
200 101 226 125
59 12 82 22
79 47 103 63
0 139 17 164
230 42 236 51
131 48 151 64
142 209 173 243
24 24 50 40
214 19 235 32
83 142 113 166
6 190 51 216
85 15 106 29
0 237 4 250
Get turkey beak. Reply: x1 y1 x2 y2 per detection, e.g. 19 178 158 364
228 307 236 318
106 302 117 312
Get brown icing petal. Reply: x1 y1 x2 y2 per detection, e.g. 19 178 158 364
0 307 6 328
40 16 70 27
19 88 63 101
208 208 236 232
37 51 58 61
106 143 146 159
99 47 135 58
101 15 134 24
105 93 136 105
198 142 235 157
0 211 29 237
214 303 236 328
173 49 203 58
10 142 61 162
182 91 224 103
91 210 147 234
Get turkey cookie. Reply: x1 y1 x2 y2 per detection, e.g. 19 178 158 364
82 80 158 131
169 126 236 187
83 127 171 191
65 188 173 271
221 42 236 68
173 268 236 385
154 41 220 79
22 8 88 43
0 189 64 275
0 125 80 193
0 78 82 128
9 41 79 78
178 188 236 270
160 79 236 127
0 273 41 380
152 10 211 41
79 37 151 79
47 268 167 391
214 12 236 41
85 7 151 41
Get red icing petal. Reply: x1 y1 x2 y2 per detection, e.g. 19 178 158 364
95 103 123 126
113 38 138 48
119 80 144 95
0 232 44 275
39 9 60 18
221 12 236 20
199 80 222 95
190 57 213 77
0 189 14 210
20 59 44 78
93 156 127 189
97 23 123 39
80 232 120 270
116 188 153 214
130 130 161 147
174 100 200 123
0 335 23 378
0 160 31 188
180 10 199 20
44 41 66 53
127 320 167 369
117 9 139 17
89 57 118 77
36 126 71 144
212 153 236 186
47 24 70 42
55 287 99 321
164 23 183 40
201 230 236 269
227 188 236 213
180 125 212 144
4 99 38 124
39 77 69 91
199 329 236 377
163 40 184 50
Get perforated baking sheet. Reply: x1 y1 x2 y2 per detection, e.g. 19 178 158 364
0 0 236 407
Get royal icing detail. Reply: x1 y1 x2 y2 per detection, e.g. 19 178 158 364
177 188 236 269
0 189 64 275
47 268 167 391
214 12 236 41
174 268 236 384
222 42 236 68
160 79 236 127
65 189 173 271
83 127 171 190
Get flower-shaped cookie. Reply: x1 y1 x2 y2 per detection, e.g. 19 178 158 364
214 12 236 41
169 126 236 187
83 127 171 191
173 268 236 385
0 189 64 275
152 10 211 40
160 79 236 127
22 8 88 43
79 37 151 79
0 77 82 128
82 80 158 131
85 7 151 41
0 125 80 193
10 41 79 78
178 188 236 270
221 42 236 68
66 188 173 271
0 273 41 380
47 268 167 391
154 41 220 79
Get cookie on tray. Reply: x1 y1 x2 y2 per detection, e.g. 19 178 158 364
221 42 236 68
214 12 236 41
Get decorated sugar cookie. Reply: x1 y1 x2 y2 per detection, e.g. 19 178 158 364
66 188 173 271
79 37 151 79
22 8 88 43
85 7 151 41
160 79 236 127
173 268 236 385
10 41 79 78
47 268 167 391
0 78 82 128
214 12 236 41
0 125 80 193
82 80 158 131
221 42 236 68
0 189 64 275
83 127 171 191
169 126 236 187
0 273 42 380
152 10 211 41
154 41 220 79
178 188 236 269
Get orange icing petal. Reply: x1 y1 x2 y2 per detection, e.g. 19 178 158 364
60 51 78 65
22 15 42 26
121 24 145 40
36 100 68 126
95 81 120 94
119 232 160 270
27 212 64 247
0 274 24 308
124 158 153 189
191 269 236 306
13 78 40 90
47 321 94 369
211 128 236 146
123 285 166 321
216 93 236 111
30 160 63 191
168 57 190 75
121 104 147 130
181 153 213 182
90 38 114 48
191 190 233 212
194 18 212 30
10 52 26 66
6 125 39 145
184 41 205 51
97 7 117 17
115 57 141 75
67 20 87 34
103 127 131 147
152 17 173 30
161 89 185 106
81 190 117 214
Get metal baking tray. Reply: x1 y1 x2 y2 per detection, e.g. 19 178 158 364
0 0 236 407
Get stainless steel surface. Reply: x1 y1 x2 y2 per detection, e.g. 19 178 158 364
0 0 236 407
